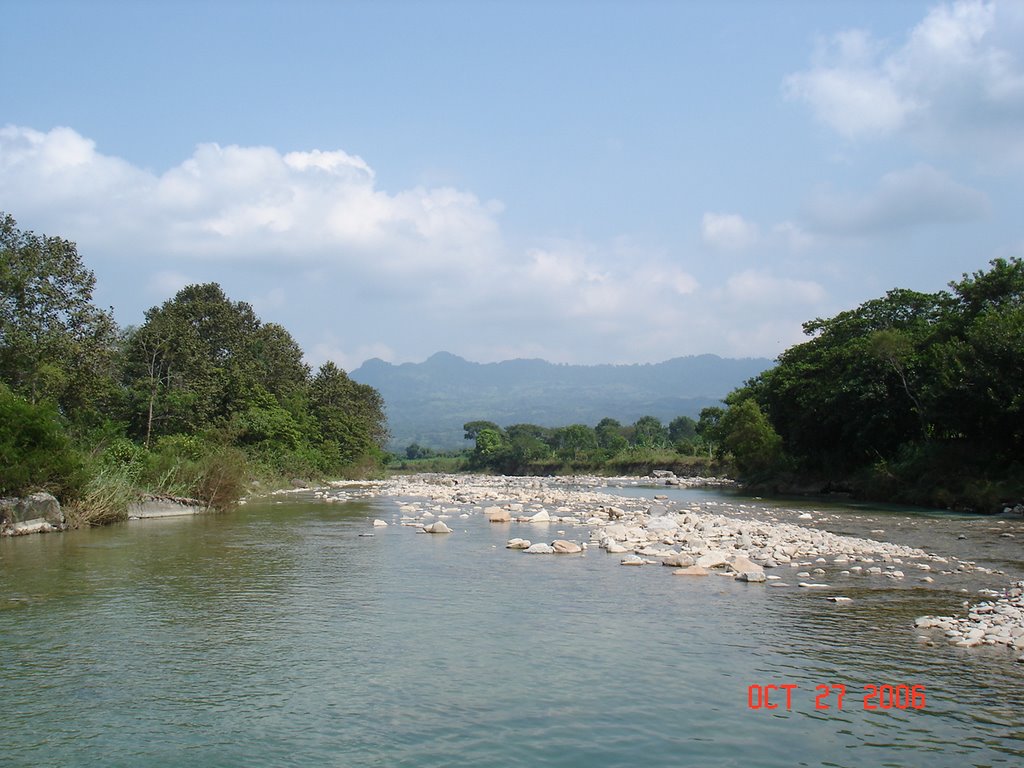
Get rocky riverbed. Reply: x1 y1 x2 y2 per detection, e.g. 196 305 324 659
309 472 1024 660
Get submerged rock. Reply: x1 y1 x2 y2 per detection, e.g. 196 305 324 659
673 565 710 576
485 507 511 523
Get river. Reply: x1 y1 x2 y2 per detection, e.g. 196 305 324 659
3 482 1024 767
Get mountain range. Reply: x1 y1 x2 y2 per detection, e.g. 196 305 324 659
350 352 774 451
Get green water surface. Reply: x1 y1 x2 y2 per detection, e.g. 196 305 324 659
3 491 1024 767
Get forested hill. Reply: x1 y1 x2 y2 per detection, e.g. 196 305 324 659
350 352 772 450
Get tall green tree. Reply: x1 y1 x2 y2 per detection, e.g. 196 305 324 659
0 213 121 420
753 288 943 473
718 398 783 476
631 415 668 448
551 423 598 461
123 283 310 443
595 417 628 455
309 362 388 466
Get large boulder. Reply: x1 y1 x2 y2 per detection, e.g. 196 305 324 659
525 543 554 554
552 540 582 554
696 550 731 569
16 493 64 529
423 521 452 534
727 556 764 577
662 553 696 568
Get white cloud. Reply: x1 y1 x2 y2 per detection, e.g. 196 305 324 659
784 28 920 139
803 163 988 236
773 221 817 251
784 0 1024 163
723 269 826 306
521 243 697 324
0 123 829 366
701 212 760 251
0 125 503 271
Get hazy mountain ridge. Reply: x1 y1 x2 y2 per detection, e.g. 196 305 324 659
351 352 774 450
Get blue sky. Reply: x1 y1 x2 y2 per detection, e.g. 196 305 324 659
3 0 1023 369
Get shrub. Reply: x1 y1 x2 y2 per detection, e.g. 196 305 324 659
0 384 84 498
66 464 139 527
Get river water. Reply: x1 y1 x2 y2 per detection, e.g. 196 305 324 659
3 485 1024 767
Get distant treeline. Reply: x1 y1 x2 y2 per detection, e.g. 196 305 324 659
395 414 724 476
704 257 1024 511
1 212 388 523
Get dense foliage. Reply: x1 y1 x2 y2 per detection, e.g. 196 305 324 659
0 213 389 518
711 258 1024 510
442 414 715 476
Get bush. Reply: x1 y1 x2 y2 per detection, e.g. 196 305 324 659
100 437 148 480
0 384 84 498
191 448 250 510
140 435 248 509
66 464 139 527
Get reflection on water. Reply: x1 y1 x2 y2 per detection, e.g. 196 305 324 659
2 489 1024 767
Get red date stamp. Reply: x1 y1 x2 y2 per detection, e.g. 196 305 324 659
747 683 926 711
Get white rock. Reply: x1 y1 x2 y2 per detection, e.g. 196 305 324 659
525 543 554 554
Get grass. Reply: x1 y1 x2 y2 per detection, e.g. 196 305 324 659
65 464 139 527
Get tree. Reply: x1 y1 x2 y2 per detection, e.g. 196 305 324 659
123 283 311 443
753 288 943 473
405 443 435 460
464 420 502 442
0 382 83 498
473 428 504 461
595 417 628 455
632 415 668 448
310 362 388 467
505 423 553 463
696 407 725 457
551 424 598 462
719 398 783 476
0 213 121 419
123 283 262 437
668 415 698 447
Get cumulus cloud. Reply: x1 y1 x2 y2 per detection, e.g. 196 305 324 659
0 123 831 365
785 0 1024 163
521 243 697 323
802 163 988 236
0 124 503 271
701 212 760 251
